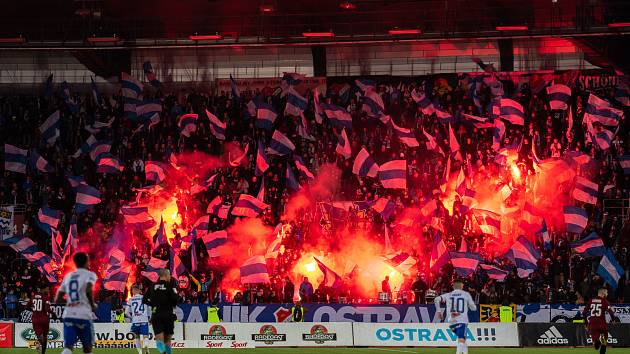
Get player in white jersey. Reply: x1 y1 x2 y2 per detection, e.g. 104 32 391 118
55 252 98 354
434 280 477 354
126 285 151 354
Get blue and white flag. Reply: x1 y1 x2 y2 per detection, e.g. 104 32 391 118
136 99 162 121
286 164 300 191
39 110 60 145
479 264 508 281
294 155 314 179
282 72 305 88
170 251 188 280
473 209 501 236
321 103 353 130
382 252 417 274
571 232 605 257
355 79 376 93
206 195 227 219
379 160 407 189
352 147 379 178
335 128 352 160
411 89 435 115
546 84 571 110
314 257 343 288
430 233 450 269
240 255 269 284
88 140 111 161
143 61 161 87
563 205 588 234
104 262 132 292
597 248 625 289
121 205 156 230
508 235 540 278
30 150 54 173
619 155 630 174
268 130 295 156
75 183 101 213
96 153 124 174
232 194 269 218
141 257 168 282
206 109 226 140
37 206 61 234
145 161 168 184
537 219 551 251
255 141 270 176
370 197 396 220
585 93 622 126
499 98 525 125
391 120 419 147
178 113 198 137
121 72 144 120
615 80 629 106
572 176 598 205
361 89 385 118
202 230 227 258
4 143 28 173
449 252 480 278
153 217 168 249
284 86 308 117
255 101 278 131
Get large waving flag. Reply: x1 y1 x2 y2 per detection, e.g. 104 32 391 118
499 98 525 125
229 143 249 167
141 257 168 282
597 248 625 289
479 264 508 281
537 219 551 251
448 124 462 160
4 143 28 173
136 99 162 122
361 89 385 118
206 109 226 140
382 252 417 274
255 141 270 176
422 129 443 154
570 232 605 257
563 206 588 234
284 86 308 117
39 110 60 145
145 161 168 184
572 176 598 205
51 230 62 264
202 230 227 257
355 79 376 92
370 197 396 220
378 160 407 189
546 84 571 110
584 93 622 126
449 252 480 277
473 209 501 236
282 72 305 88
4 236 56 283
430 233 450 269
411 89 435 115
508 235 540 278
314 257 343 288
104 262 132 292
240 255 270 284
294 156 315 179
391 120 419 147
178 113 198 137
255 101 278 130
75 183 101 213
268 130 295 156
30 150 54 173
207 196 229 219
143 61 161 87
229 74 240 99
232 194 269 217
37 206 61 234
170 252 188 280
321 103 353 130
121 72 143 120
96 153 124 174
336 128 352 160
352 148 379 177
121 205 156 230
88 140 111 161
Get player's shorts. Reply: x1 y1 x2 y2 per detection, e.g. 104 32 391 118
449 323 468 340
32 317 50 341
131 323 150 336
63 318 94 348
588 323 608 345
151 313 175 336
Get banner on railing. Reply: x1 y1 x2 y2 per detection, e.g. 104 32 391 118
0 206 14 239
516 304 630 323
518 323 630 347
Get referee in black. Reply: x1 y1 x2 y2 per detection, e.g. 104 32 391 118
143 269 178 354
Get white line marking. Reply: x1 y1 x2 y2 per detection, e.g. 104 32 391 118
367 348 418 353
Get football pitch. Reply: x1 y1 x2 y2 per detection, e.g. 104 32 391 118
0 348 626 354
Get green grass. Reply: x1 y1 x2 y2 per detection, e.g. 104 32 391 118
0 348 626 354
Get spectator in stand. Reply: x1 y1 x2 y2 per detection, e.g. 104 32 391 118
299 277 314 303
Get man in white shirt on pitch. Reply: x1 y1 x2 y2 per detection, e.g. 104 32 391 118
435 280 477 354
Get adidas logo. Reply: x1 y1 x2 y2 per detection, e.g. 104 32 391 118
537 326 569 345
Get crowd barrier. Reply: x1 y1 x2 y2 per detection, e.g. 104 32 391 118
2 322 629 348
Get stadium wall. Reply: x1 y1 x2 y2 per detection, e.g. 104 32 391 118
5 322 630 348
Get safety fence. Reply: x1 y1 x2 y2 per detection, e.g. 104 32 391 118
2 322 630 348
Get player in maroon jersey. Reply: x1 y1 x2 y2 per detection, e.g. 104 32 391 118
28 287 52 354
583 288 619 354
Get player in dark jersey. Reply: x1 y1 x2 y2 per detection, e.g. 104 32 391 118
28 287 52 354
143 269 178 354
583 288 618 354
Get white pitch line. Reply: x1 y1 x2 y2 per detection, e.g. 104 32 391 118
366 348 418 354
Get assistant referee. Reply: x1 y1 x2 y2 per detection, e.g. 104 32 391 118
143 269 178 354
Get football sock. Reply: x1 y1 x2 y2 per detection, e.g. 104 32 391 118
600 345 606 354
156 341 166 354
461 342 468 354
165 344 172 354
455 342 463 354
61 348 72 354
135 338 142 354
595 340 601 350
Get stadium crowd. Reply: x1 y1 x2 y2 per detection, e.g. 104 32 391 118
1 70 630 321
